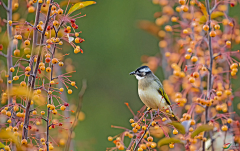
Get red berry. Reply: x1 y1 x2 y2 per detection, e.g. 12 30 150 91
59 123 63 126
70 19 75 23
64 103 69 106
74 25 78 29
47 25 51 30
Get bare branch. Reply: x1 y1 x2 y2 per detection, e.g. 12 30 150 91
0 0 9 11
65 80 87 151
0 51 7 58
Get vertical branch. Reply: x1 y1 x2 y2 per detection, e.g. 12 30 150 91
203 0 213 150
22 0 54 140
46 30 58 151
28 2 42 84
7 0 13 109
56 66 74 150
65 80 87 151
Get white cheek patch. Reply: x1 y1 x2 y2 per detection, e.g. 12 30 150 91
139 68 150 73
135 75 144 80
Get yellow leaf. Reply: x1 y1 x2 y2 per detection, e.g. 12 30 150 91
191 124 214 138
0 130 22 150
158 137 184 147
68 1 96 14
211 11 224 19
0 142 5 149
168 122 186 134
197 1 207 16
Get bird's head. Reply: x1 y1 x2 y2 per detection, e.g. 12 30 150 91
129 66 152 80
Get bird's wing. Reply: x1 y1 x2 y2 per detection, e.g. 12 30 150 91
153 75 171 106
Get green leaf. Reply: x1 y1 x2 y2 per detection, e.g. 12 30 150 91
68 1 96 14
168 122 186 134
158 137 184 147
191 125 214 138
0 142 5 149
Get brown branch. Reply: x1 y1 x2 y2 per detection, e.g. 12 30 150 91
203 0 214 151
133 123 151 151
65 80 87 151
22 0 53 140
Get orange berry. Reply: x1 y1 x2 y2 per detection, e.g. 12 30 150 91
162 117 167 122
189 77 195 83
60 105 66 111
193 72 199 78
203 25 209 31
57 9 63 14
21 139 27 145
187 48 192 53
214 24 220 30
108 136 113 141
68 89 72 94
10 67 15 72
28 6 35 13
179 0 185 5
221 125 228 131
20 81 26 87
183 29 189 34
71 81 75 86
216 91 222 96
40 66 45 71
13 76 19 80
32 110 37 115
53 20 59 26
59 88 64 92
46 67 51 72
173 129 178 135
41 111 45 115
227 118 232 123
169 143 174 148
165 25 172 32
24 40 30 46
191 56 198 62
6 111 11 116
225 90 232 95
147 136 153 142
185 54 191 59
181 5 188 12
150 142 156 148
209 31 216 37
14 49 20 56
226 41 231 46
52 58 58 64
52 109 57 115
165 52 171 57
25 66 31 72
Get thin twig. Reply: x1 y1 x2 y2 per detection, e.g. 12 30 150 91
0 0 8 11
65 80 87 151
0 52 7 57
133 123 151 151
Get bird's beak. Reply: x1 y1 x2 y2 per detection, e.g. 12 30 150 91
129 71 135 75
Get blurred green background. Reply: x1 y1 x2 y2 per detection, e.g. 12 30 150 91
68 0 160 150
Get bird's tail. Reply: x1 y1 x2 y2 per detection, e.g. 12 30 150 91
169 113 179 122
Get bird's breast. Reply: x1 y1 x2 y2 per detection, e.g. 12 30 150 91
138 87 169 110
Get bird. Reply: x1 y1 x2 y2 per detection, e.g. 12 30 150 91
129 65 179 121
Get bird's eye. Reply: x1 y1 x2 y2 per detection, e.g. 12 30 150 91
142 72 146 76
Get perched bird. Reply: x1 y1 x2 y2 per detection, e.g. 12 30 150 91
130 66 178 121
